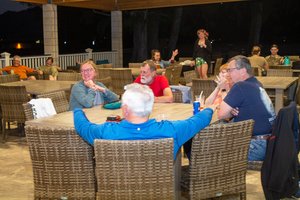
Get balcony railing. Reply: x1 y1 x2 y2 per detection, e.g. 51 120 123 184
0 51 118 70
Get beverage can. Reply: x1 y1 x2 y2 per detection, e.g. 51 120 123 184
10 69 14 75
193 101 200 115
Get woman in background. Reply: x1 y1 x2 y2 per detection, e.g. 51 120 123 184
191 28 212 79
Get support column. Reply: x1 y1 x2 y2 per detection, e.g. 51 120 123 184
1 52 11 68
111 11 123 68
43 4 59 65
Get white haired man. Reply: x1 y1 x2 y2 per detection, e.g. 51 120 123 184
0 55 36 80
74 83 215 159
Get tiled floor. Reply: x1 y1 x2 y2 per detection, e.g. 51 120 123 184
0 134 267 200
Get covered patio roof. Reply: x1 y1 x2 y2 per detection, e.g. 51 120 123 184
16 0 245 11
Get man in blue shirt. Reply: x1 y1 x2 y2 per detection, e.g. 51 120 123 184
218 55 276 161
74 83 215 159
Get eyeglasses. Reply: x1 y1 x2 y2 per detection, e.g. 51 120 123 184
81 68 94 73
226 67 238 73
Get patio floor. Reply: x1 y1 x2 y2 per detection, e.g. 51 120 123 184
0 133 267 200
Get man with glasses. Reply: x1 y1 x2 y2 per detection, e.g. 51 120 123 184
265 44 284 66
218 55 276 161
134 60 173 103
69 60 119 110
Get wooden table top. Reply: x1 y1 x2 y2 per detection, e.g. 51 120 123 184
26 103 216 128
256 76 298 89
0 80 77 95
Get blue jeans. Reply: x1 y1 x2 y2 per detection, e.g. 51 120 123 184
248 139 267 161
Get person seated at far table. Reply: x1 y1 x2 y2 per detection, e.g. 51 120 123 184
218 55 276 161
265 44 284 66
205 63 233 106
0 55 36 80
69 60 119 110
37 57 61 80
134 60 173 103
74 83 216 160
151 49 178 69
248 45 269 76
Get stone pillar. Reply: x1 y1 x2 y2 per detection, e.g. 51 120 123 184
111 11 123 68
1 52 11 68
43 4 59 65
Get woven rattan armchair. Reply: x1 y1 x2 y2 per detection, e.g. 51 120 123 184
0 74 20 83
0 85 30 141
267 69 293 77
25 125 96 199
57 72 81 81
95 76 113 90
94 138 175 200
37 90 69 114
183 70 197 85
95 68 112 79
173 90 183 103
213 57 223 75
110 68 133 95
128 62 143 68
165 65 183 85
181 119 254 200
96 63 113 68
191 79 216 101
22 103 34 121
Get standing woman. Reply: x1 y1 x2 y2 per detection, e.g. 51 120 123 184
192 29 212 79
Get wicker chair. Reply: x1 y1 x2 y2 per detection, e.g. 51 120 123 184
25 125 96 199
95 76 113 90
181 119 254 200
37 91 69 114
183 70 197 85
0 74 20 83
96 63 113 68
0 85 30 141
267 69 293 77
269 65 292 70
165 65 183 85
22 103 34 121
94 138 174 199
191 79 216 101
213 57 223 75
57 72 81 81
95 68 112 79
110 68 133 95
172 90 183 103
128 62 143 68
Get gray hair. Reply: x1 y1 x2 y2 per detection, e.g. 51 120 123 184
229 55 253 75
122 83 154 117
13 55 21 61
142 60 157 72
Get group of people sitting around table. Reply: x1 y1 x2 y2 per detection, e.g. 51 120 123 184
0 55 60 80
0 43 284 163
71 54 276 163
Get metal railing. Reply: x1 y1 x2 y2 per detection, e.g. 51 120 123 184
0 51 118 70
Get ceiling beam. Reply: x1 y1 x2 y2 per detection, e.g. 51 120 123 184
16 0 245 11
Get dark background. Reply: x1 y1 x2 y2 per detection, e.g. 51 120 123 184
0 0 299 66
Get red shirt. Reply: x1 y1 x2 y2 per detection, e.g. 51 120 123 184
134 75 170 97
